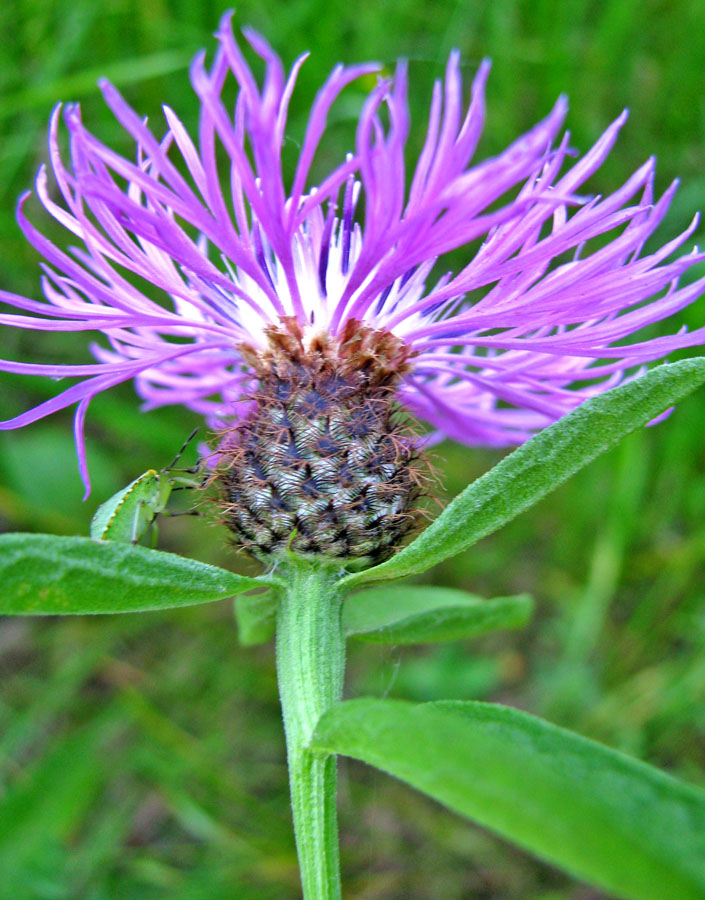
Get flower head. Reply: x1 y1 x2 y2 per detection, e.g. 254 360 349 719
2 11 705 504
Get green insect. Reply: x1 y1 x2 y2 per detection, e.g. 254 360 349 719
90 429 202 545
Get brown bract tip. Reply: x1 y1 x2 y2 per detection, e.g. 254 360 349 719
240 317 415 393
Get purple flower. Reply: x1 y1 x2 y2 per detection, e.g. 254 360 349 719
2 12 704 494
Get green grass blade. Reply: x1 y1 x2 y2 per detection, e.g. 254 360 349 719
0 710 123 891
0 50 192 120
341 358 705 588
343 586 532 643
0 533 266 614
312 698 705 900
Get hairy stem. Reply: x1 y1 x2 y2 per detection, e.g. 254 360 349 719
276 560 345 900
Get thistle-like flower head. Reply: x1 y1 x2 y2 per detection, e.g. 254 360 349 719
2 13 704 551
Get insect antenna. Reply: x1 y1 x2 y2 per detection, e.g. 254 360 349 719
165 427 199 471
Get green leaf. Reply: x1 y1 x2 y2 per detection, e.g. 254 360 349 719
312 699 705 900
234 590 279 645
341 358 705 588
343 586 532 643
0 533 266 614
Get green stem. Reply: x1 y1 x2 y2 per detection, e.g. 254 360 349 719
276 560 345 900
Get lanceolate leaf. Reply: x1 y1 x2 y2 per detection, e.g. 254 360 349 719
234 589 279 645
341 358 705 588
0 533 267 614
343 586 532 643
312 699 705 900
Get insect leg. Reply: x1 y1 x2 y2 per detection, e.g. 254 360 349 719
131 498 154 545
149 521 159 549
131 501 143 545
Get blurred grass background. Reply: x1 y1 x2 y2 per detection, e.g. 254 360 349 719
1 0 705 897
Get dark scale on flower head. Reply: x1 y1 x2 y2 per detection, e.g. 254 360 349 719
213 318 429 564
